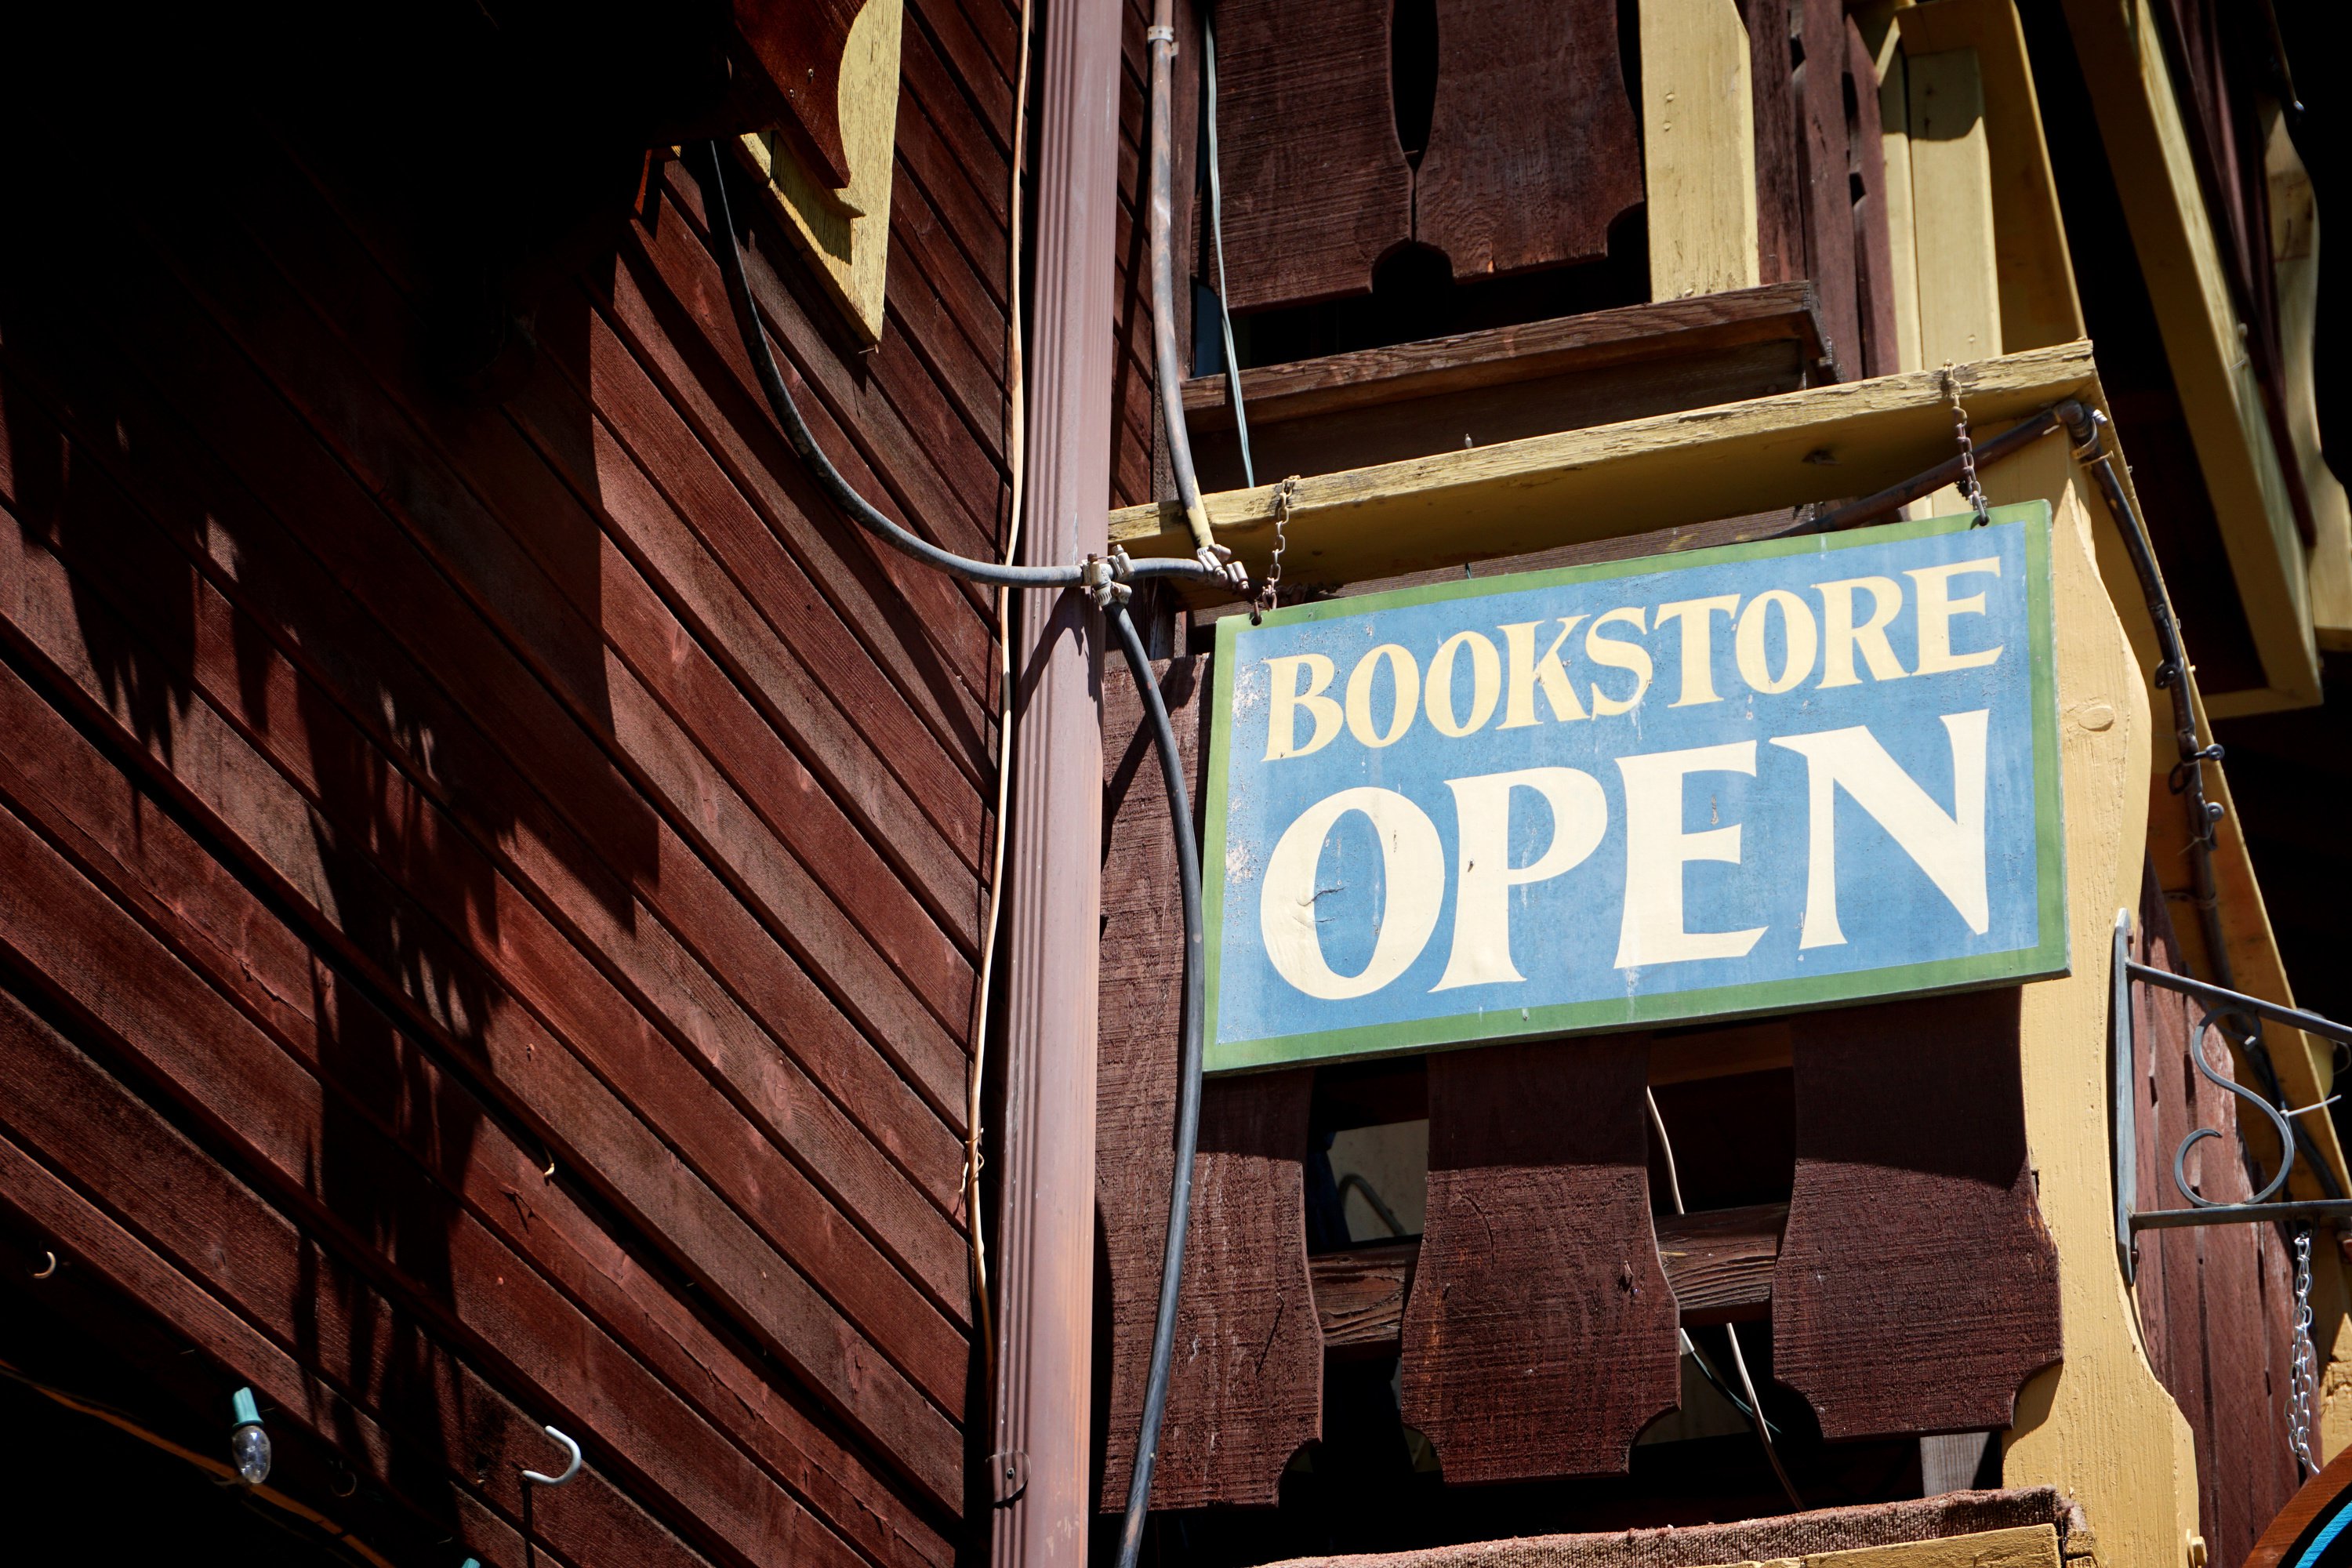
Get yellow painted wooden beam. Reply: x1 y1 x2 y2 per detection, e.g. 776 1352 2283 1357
1987 434 2202 1568
2060 0 2318 711
1110 343 2100 593
737 0 904 344
2267 114 2352 649
1867 18 1926 374
1905 46 2003 371
1896 0 2083 354
1641 0 1761 300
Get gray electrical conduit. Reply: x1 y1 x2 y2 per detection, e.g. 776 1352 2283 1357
1105 601 1208 1568
693 140 1218 1568
1149 0 1243 583
696 143 1226 592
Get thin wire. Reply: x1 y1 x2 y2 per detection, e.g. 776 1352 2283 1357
0 1356 397 1568
1646 1089 1802 1509
965 0 1037 1407
1202 13 1254 490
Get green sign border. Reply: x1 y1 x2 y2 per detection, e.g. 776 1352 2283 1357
1200 504 2070 1075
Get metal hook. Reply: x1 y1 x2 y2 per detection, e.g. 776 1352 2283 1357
2170 1007 2295 1208
521 1425 581 1487
30 1250 57 1279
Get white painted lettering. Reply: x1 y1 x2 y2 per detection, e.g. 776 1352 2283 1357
1264 653 1343 760
1434 768 1609 990
1260 787 1446 998
1769 711 1991 948
1613 742 1766 967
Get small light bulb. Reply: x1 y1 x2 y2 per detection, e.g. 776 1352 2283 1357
229 1387 272 1486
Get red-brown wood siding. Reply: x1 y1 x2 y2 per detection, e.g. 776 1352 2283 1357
2130 865 2300 1568
0 2 1014 1562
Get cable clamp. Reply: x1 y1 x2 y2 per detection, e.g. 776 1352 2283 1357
2067 408 2111 463
1146 24 1177 47
1080 554 1132 608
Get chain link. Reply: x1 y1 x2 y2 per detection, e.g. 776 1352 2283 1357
2292 1225 2320 1475
1250 475 1297 624
1943 364 1991 526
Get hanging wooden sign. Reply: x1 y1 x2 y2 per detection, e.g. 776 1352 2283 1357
1200 506 2067 1073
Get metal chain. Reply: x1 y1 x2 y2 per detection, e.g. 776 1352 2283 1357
1250 475 1297 624
1943 364 1991 526
2291 1225 2320 1474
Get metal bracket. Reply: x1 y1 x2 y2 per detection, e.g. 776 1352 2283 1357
2111 909 2352 1283
989 1449 1029 1506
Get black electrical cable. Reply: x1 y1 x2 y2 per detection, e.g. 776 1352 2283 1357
695 142 1227 591
2057 401 2344 1206
1105 601 1207 1568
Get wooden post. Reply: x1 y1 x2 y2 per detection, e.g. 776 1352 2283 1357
989 0 1120 1559
1905 47 2003 369
1641 0 1762 300
1986 434 2205 1568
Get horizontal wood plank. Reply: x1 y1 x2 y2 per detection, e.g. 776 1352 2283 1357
1311 1203 1787 1356
0 648 954 1567
0 506 966 1507
0 992 720 1568
1180 284 1827 430
1113 343 2100 593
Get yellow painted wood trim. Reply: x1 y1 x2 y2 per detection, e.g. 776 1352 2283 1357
2059 0 2317 708
1110 343 2100 592
2267 114 2352 647
1905 46 2002 371
737 0 903 344
1896 0 2084 354
1872 27 1926 374
1987 434 2201 1568
1641 0 1761 300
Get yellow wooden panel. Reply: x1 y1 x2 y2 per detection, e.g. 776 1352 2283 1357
2267 114 2352 648
1802 1525 2063 1568
1906 47 2002 370
1987 434 2203 1568
736 0 904 344
1641 0 1761 300
1872 27 1925 374
1896 0 2084 354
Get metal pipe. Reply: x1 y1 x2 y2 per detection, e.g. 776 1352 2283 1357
1148 0 1238 583
1784 407 2063 536
2125 960 2352 1046
989 0 1121 1559
2132 1201 2352 1232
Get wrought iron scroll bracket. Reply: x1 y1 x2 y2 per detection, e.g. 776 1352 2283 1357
2111 909 2352 1285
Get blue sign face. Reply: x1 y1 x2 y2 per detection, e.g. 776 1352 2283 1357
1200 507 2067 1073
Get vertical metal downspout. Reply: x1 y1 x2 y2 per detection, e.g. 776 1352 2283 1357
991 0 1119 1562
